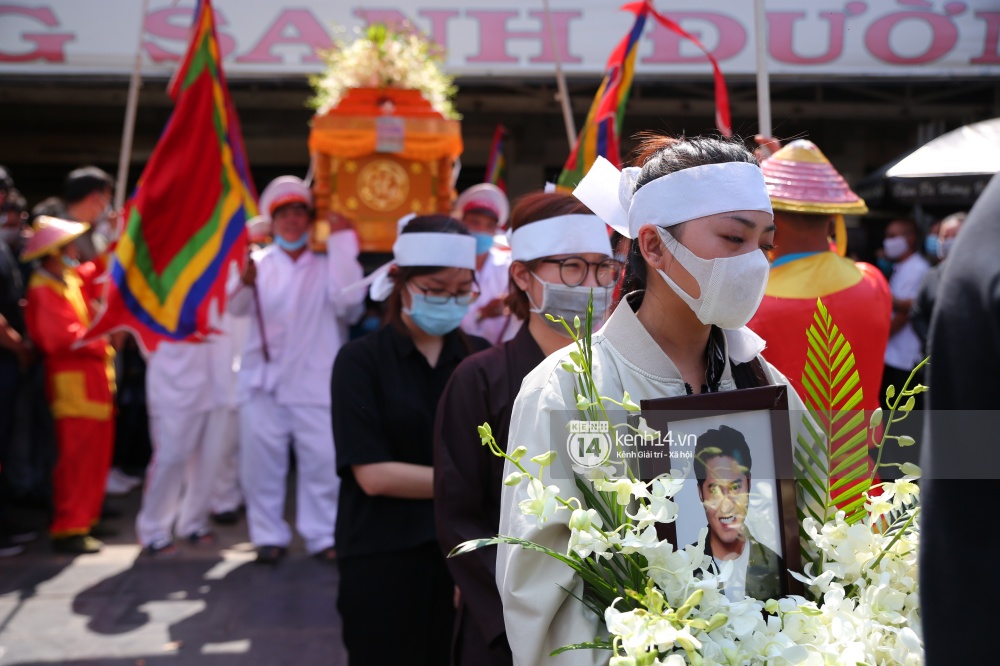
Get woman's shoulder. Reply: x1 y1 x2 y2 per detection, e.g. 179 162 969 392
334 327 388 371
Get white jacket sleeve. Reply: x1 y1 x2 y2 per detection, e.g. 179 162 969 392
227 281 254 317
497 376 607 666
325 229 366 325
228 248 269 318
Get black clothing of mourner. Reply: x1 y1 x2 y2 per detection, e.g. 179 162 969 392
920 173 1000 666
332 323 489 666
0 240 23 538
909 263 942 355
434 323 545 666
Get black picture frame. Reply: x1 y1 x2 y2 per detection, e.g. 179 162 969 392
636 385 803 599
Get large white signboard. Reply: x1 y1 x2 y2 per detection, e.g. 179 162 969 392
1 1 997 78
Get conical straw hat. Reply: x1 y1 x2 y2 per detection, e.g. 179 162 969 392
763 140 868 215
21 216 90 262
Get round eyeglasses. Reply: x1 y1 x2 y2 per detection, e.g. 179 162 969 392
538 257 624 288
410 284 481 306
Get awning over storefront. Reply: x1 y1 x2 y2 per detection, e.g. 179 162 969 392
856 118 999 210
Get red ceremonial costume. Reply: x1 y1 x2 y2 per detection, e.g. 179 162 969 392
24 222 115 537
748 141 891 489
750 253 891 410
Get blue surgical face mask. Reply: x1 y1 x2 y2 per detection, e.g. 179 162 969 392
924 235 938 258
61 254 80 268
404 291 471 336
876 256 893 276
471 232 494 255
275 232 309 252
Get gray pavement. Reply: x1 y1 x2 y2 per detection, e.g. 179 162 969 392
0 489 347 665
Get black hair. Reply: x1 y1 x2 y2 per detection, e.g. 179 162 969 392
30 197 68 222
2 188 27 214
64 166 114 204
620 135 759 301
693 424 753 486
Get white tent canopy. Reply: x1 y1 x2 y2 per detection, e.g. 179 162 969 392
886 118 1000 179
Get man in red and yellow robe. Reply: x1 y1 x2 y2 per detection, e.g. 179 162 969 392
23 216 115 553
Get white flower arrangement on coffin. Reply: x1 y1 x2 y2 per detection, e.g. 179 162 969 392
308 23 460 119
452 298 926 665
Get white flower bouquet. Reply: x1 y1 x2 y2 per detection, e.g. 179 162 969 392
453 298 926 665
309 23 459 119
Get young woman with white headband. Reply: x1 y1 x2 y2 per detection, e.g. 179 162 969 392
433 192 618 666
331 215 490 666
496 136 808 666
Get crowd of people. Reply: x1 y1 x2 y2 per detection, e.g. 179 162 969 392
0 131 976 665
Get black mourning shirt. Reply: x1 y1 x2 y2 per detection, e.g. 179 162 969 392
331 323 490 560
433 322 545 648
0 241 24 365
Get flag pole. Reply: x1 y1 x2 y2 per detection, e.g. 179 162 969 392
114 0 150 211
541 0 577 148
753 0 772 139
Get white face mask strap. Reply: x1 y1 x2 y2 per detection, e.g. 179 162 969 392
526 271 549 313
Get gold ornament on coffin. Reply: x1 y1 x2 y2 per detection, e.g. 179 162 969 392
309 88 463 252
357 159 410 212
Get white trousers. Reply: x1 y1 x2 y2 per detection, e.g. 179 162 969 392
210 409 243 514
136 407 236 546
239 393 338 554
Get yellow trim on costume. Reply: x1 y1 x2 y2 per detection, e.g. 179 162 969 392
51 371 113 420
765 252 864 299
834 215 848 257
30 270 91 325
771 198 869 215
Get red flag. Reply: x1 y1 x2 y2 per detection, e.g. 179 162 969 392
86 0 257 353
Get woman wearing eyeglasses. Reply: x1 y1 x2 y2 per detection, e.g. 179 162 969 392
433 192 617 666
331 215 490 666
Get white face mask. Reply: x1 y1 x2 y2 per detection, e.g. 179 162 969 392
654 227 769 330
937 237 955 260
528 273 611 335
883 236 908 260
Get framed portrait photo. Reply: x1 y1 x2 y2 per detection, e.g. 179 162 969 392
635 385 803 601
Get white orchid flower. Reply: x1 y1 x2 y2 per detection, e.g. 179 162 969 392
518 478 560 525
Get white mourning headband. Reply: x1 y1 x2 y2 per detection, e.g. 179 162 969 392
573 156 773 239
344 232 477 302
508 214 612 262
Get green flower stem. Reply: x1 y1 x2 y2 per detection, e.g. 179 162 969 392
867 357 930 491
482 430 583 512
869 507 919 570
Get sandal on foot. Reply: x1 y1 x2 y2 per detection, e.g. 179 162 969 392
312 546 337 563
254 545 287 564
186 529 217 546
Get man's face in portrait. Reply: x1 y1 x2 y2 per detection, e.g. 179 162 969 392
698 455 750 549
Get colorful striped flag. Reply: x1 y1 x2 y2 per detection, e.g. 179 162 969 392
86 0 257 353
556 5 647 190
557 1 732 190
485 124 508 193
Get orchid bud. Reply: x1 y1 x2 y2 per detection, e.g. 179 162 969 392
503 472 524 486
